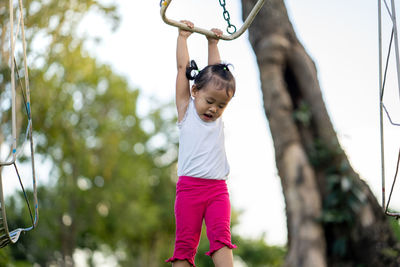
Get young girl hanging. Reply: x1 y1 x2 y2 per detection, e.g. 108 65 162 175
166 20 237 267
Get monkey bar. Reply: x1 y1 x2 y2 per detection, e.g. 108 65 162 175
160 0 265 41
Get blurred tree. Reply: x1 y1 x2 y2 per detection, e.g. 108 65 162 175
242 0 400 266
1 0 176 265
0 1 287 266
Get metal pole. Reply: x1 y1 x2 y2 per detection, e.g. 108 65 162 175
9 0 17 163
378 0 386 210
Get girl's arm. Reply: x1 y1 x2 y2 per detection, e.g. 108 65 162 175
176 21 193 122
207 28 223 65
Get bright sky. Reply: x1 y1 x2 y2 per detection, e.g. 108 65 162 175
0 0 391 248
75 0 400 246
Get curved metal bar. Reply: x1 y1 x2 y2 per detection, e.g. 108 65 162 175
385 211 400 218
160 0 265 41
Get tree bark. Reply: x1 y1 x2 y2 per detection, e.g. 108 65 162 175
241 0 400 266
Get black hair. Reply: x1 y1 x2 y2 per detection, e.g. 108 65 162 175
186 60 236 97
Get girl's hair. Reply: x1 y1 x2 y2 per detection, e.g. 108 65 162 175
186 60 236 97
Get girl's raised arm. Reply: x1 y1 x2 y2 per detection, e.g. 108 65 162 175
207 28 223 65
176 21 193 122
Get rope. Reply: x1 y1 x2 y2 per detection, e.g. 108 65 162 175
382 104 400 126
13 163 34 226
385 148 400 218
380 28 394 100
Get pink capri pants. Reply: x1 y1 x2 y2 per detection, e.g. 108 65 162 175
166 176 236 266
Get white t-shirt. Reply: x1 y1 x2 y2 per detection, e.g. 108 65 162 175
177 98 230 180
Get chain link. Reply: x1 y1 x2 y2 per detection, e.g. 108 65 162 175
218 0 236 34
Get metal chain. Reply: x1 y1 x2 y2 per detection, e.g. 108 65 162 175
218 0 236 34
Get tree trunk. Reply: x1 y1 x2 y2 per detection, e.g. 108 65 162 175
241 0 400 266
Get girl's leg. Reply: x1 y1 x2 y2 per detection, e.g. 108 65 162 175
172 260 192 267
204 182 236 258
166 177 207 266
211 246 234 267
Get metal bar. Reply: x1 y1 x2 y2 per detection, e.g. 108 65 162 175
10 0 17 164
160 0 265 41
18 0 38 228
1 0 19 166
378 0 386 210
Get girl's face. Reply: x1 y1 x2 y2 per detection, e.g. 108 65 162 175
192 84 233 122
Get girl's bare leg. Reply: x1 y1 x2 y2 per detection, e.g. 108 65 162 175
172 260 191 267
212 246 234 267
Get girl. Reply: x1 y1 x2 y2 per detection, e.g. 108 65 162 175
166 20 236 267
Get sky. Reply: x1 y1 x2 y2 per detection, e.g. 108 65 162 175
73 0 400 246
3 0 399 248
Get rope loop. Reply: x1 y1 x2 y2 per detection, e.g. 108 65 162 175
227 24 236 34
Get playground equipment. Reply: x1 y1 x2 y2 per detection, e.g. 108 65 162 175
160 0 265 40
0 0 39 247
378 0 400 218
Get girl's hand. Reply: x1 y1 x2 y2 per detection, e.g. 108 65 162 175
207 28 223 44
179 20 194 38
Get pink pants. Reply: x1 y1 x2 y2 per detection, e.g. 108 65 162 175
166 176 236 267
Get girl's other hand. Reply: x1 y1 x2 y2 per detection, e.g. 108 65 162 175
179 20 194 38
207 28 223 44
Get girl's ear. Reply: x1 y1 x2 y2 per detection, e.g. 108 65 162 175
191 84 198 97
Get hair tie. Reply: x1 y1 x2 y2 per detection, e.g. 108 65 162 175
186 60 200 80
190 60 199 71
223 65 230 72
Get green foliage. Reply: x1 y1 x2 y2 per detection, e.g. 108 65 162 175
234 236 286 267
321 170 368 259
308 138 369 259
293 101 311 127
194 229 285 267
321 173 366 225
389 216 400 242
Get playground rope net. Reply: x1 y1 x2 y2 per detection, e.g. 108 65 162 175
0 0 38 247
378 0 400 218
